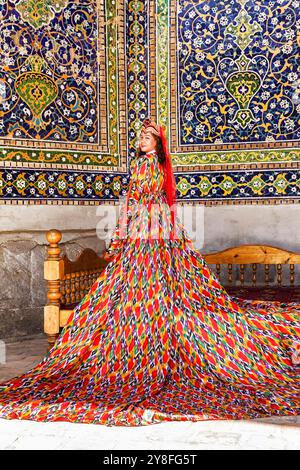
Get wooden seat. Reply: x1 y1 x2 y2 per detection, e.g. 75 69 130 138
44 231 300 350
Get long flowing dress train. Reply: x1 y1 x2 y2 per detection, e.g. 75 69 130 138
0 151 299 426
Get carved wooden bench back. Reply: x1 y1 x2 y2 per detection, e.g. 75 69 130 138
204 245 300 287
61 250 107 306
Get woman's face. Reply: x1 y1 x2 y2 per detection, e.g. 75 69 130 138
138 131 157 153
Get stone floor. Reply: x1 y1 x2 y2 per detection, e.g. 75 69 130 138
0 336 299 450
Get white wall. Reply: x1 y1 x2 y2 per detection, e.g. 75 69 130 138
1 203 299 251
0 204 119 246
203 204 300 252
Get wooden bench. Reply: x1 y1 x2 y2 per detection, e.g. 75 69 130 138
44 229 108 350
204 244 300 303
44 229 300 350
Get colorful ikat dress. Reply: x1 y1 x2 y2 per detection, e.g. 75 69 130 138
0 151 299 426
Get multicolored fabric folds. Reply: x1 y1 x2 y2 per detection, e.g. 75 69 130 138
0 151 299 426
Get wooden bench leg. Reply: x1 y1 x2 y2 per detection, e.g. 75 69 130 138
44 229 64 351
44 304 60 351
47 335 59 352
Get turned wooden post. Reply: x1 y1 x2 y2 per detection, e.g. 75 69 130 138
44 229 64 351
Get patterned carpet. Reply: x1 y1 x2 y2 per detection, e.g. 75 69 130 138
225 286 300 303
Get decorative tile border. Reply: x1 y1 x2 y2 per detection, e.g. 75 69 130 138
176 167 300 202
126 0 149 161
0 168 129 202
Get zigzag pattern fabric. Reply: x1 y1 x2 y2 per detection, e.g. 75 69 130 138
0 152 299 426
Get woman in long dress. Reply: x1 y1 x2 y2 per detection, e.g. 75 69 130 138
0 118 299 426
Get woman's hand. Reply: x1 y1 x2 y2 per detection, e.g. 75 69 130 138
103 251 114 262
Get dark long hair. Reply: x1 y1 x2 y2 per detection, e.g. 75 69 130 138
137 134 166 165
